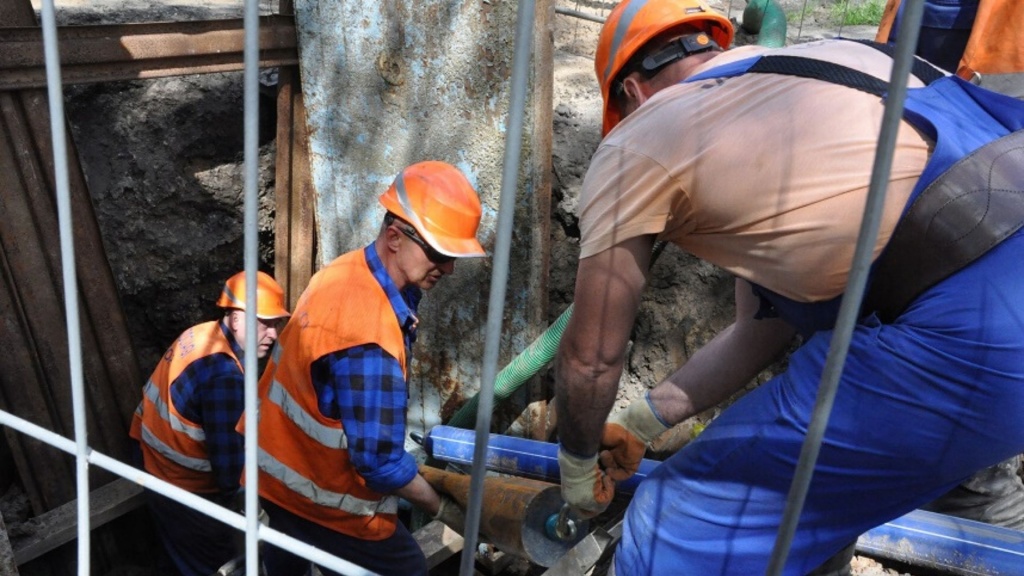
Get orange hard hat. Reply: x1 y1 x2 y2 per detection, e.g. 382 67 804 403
595 0 734 136
379 161 487 258
215 271 290 319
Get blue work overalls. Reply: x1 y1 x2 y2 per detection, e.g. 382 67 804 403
616 44 1024 576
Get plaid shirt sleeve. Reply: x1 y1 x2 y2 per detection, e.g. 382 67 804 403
173 353 246 498
310 344 418 494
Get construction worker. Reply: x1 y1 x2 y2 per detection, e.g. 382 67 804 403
130 270 290 576
553 1 1024 575
241 161 485 575
875 0 1024 532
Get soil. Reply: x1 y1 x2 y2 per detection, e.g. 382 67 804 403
7 1 945 575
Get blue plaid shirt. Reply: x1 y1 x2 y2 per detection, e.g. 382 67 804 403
171 320 246 499
310 245 422 494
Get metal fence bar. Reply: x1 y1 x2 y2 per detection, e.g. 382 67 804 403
241 0 263 575
0 409 377 575
764 0 929 574
37 0 91 573
458 0 536 574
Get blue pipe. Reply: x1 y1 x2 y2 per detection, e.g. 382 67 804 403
426 425 660 494
427 426 1024 574
857 509 1024 575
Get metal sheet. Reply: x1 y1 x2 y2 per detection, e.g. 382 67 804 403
294 0 552 443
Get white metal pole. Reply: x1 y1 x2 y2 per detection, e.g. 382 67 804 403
38 0 92 573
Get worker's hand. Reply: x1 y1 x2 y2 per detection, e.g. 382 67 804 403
433 495 466 535
558 447 614 518
599 395 670 482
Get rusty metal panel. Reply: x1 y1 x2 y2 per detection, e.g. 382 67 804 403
0 2 143 514
0 17 298 90
294 0 553 441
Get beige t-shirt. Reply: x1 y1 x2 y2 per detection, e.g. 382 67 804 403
578 40 935 303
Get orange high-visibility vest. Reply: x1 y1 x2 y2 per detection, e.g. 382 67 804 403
129 320 240 494
243 249 405 540
876 0 1024 94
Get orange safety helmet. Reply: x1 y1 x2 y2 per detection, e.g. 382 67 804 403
215 271 291 319
595 0 734 136
379 161 487 258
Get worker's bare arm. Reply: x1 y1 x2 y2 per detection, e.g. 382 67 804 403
394 472 443 516
649 278 796 424
555 235 654 457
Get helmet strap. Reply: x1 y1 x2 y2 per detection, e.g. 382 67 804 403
640 32 720 76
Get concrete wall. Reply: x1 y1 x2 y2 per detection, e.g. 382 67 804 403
295 0 553 442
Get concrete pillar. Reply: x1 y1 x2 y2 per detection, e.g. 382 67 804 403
294 0 553 442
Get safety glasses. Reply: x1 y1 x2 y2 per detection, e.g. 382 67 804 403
397 224 455 265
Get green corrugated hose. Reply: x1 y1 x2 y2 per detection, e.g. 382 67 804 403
448 242 669 429
743 0 788 48
447 303 573 428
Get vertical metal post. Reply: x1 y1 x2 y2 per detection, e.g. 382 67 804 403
765 1 928 574
39 0 91 573
241 1 262 575
459 0 537 574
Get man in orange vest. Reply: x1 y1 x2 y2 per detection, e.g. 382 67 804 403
130 271 290 576
243 161 485 575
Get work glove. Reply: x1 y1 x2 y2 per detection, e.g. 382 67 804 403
558 447 615 518
599 394 670 482
433 495 466 535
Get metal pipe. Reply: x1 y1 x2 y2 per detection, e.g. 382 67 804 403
426 425 659 494
0 410 378 575
38 0 91 572
766 1 928 573
460 0 536 573
554 6 605 24
421 466 586 568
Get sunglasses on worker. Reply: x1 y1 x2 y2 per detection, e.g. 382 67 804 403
389 217 456 265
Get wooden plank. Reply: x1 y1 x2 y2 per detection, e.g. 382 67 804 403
0 510 18 576
412 520 464 570
0 92 77 513
0 0 145 515
11 478 144 566
273 66 316 308
0 17 298 91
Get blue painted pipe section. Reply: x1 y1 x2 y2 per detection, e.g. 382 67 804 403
429 426 1024 574
425 425 660 493
857 508 1024 576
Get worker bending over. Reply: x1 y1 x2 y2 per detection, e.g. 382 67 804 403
131 271 290 576
241 161 483 575
553 0 1024 574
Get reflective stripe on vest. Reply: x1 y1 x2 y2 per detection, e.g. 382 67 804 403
142 379 206 442
257 447 397 516
266 379 348 449
139 422 212 472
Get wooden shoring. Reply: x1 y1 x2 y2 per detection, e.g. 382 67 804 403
0 0 141 515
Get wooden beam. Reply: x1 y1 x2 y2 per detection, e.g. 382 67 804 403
0 17 297 91
11 478 144 566
273 66 317 307
412 520 464 570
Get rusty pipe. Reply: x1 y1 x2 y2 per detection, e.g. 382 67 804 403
419 465 586 568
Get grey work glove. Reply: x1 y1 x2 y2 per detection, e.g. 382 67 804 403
433 496 466 535
558 447 615 519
